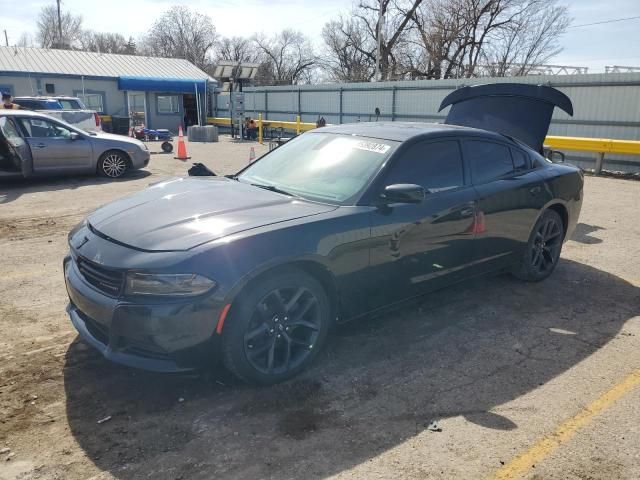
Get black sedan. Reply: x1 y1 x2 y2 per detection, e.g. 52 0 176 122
64 83 583 384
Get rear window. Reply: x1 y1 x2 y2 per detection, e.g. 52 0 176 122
511 148 529 171
465 140 514 184
58 99 83 109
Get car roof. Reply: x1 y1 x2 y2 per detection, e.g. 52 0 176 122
14 95 76 99
316 121 507 143
0 109 58 119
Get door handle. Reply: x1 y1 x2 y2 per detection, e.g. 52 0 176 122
529 185 542 196
460 208 475 218
35 143 46 149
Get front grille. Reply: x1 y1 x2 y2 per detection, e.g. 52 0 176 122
77 257 124 297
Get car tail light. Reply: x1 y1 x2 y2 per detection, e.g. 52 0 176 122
94 112 101 127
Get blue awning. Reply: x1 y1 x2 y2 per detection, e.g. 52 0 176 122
117 77 207 93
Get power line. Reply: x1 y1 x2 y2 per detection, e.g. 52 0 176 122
569 15 640 28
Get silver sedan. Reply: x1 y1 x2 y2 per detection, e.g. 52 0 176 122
0 110 150 179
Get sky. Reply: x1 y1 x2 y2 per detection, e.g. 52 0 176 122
2 0 640 74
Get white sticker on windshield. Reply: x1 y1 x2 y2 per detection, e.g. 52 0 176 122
354 141 391 154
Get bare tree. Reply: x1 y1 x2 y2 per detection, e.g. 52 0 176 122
408 0 570 79
483 0 570 76
36 4 83 49
253 30 316 85
16 33 35 48
353 0 424 80
140 6 217 69
320 17 376 82
80 31 136 55
214 36 260 63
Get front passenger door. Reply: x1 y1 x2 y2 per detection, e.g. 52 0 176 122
368 139 478 310
16 117 91 173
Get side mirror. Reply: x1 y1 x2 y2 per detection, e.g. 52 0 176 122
380 184 425 204
543 147 565 163
70 132 80 141
550 150 565 163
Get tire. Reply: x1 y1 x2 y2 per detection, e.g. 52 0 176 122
161 141 173 153
512 209 565 282
98 150 129 178
222 268 331 385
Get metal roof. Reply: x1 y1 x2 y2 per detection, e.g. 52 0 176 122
0 46 211 81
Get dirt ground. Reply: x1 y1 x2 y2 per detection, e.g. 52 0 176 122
0 137 639 480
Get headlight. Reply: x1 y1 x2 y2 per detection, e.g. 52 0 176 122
124 272 216 297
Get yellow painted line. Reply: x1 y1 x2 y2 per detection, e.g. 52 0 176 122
489 369 640 480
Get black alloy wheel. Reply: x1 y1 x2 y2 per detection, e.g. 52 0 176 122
222 268 330 384
513 209 565 282
244 287 321 375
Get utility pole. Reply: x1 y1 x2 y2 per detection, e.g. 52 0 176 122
374 0 384 82
56 0 63 47
3 30 8 47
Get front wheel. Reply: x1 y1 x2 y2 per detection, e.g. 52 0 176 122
98 150 129 178
222 268 331 384
512 209 565 282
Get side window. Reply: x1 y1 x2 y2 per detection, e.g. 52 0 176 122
14 100 37 110
0 117 22 140
18 118 72 139
466 140 514 184
385 140 464 192
510 148 529 171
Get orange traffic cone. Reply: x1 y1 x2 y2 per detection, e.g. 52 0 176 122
249 147 256 163
174 125 191 161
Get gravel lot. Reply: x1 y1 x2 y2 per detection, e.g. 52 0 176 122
0 137 638 480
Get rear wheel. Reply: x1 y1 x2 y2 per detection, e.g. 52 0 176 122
98 150 129 178
222 268 330 384
512 209 564 282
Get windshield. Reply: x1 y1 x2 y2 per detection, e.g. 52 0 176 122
237 133 398 205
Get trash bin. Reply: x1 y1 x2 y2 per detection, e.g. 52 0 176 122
111 116 131 136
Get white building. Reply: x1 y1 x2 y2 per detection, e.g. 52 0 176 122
0 46 214 131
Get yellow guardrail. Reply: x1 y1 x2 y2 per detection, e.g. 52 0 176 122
545 136 640 156
206 116 315 137
545 135 640 173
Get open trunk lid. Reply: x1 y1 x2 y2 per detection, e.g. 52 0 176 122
439 83 573 152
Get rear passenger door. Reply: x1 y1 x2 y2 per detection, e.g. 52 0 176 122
463 138 550 271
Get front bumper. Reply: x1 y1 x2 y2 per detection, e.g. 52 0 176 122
64 255 221 372
129 148 151 169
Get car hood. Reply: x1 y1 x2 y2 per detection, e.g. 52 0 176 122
439 83 573 152
89 131 145 148
87 177 338 251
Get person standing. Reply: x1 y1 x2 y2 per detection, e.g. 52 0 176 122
248 118 257 140
1 93 20 109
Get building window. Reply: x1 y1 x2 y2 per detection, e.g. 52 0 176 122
45 83 55 94
74 92 105 113
157 95 180 114
80 93 104 112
